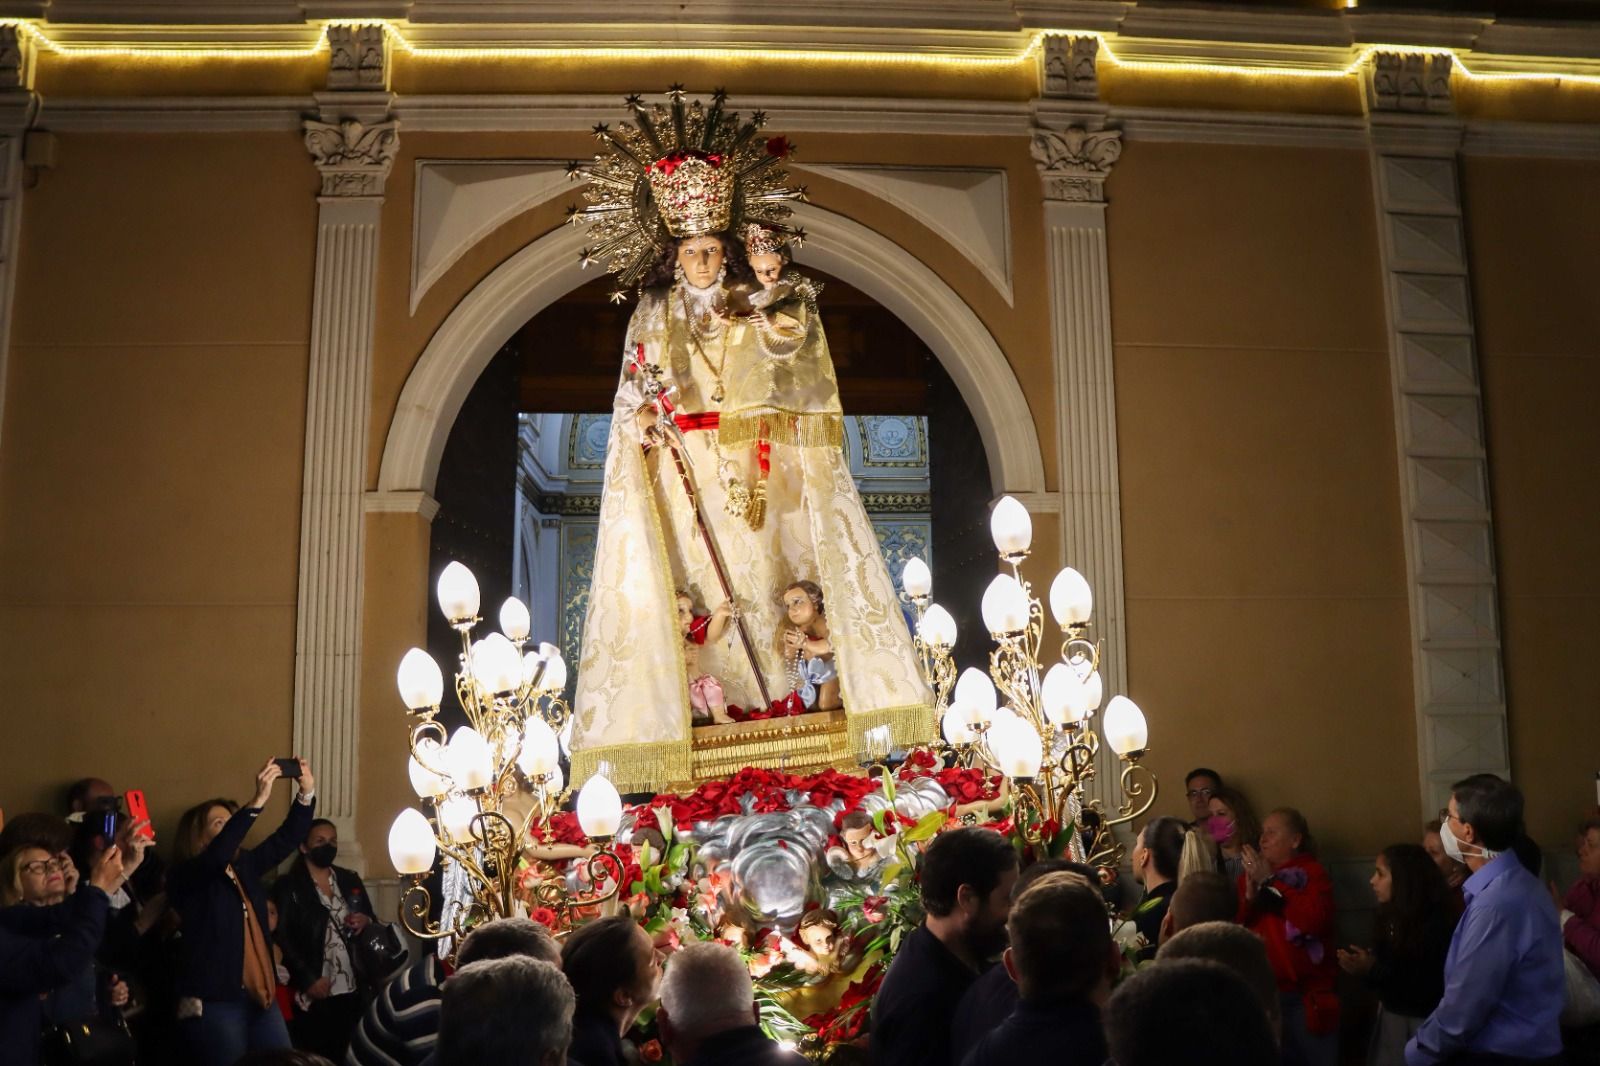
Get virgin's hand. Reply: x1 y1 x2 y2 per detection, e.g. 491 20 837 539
782 629 804 654
252 759 282 808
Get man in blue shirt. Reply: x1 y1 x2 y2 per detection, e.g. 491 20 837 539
1406 774 1564 1066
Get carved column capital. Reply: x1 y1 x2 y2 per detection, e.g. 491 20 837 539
327 24 390 92
0 25 36 92
1041 35 1099 101
304 117 399 198
1365 51 1454 115
1031 125 1123 204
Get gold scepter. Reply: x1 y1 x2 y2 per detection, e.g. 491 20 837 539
629 348 776 712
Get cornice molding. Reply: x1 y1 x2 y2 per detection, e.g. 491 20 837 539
1112 105 1368 149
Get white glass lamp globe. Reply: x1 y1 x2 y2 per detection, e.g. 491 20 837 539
470 633 523 695
447 727 495 791
498 597 531 643
436 562 480 624
989 496 1033 556
396 648 444 711
517 717 560 778
577 773 623 839
407 739 451 799
538 652 568 694
941 706 977 745
900 556 933 599
987 713 1043 779
1049 567 1094 629
981 574 1030 636
1040 662 1076 726
1104 696 1149 756
953 668 998 719
917 604 958 649
1081 671 1104 717
438 795 478 841
388 809 437 875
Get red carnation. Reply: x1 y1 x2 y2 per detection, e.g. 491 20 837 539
765 136 793 158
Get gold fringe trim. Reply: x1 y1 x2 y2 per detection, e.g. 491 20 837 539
847 703 939 756
570 739 692 796
716 412 844 450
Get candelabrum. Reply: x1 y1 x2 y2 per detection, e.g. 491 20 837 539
386 561 625 950
900 496 1158 866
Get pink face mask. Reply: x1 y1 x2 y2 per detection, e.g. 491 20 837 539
1207 815 1235 844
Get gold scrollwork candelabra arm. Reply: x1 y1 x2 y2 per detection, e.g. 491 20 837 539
915 637 956 713
1010 781 1047 847
1053 731 1099 792
408 719 451 775
398 877 463 943
1102 758 1159 829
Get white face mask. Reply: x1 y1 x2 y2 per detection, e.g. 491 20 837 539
1442 818 1499 862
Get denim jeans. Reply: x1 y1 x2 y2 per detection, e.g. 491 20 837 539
180 998 291 1066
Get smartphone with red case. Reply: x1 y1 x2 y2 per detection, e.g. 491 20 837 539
123 790 156 839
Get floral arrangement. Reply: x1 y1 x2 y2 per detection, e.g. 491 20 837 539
515 757 1013 1061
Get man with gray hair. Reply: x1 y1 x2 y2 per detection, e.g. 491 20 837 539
657 942 804 1066
435 956 574 1066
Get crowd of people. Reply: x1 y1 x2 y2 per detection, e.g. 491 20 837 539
3 758 1598 1066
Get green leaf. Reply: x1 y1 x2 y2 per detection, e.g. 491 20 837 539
871 809 888 834
902 808 947 843
644 866 665 896
667 842 689 871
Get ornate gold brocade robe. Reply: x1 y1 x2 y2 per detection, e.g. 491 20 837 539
570 278 934 792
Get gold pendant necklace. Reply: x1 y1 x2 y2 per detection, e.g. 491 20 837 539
681 287 728 404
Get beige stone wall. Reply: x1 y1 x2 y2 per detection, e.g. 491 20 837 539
0 132 317 841
1466 155 1600 848
1107 142 1417 857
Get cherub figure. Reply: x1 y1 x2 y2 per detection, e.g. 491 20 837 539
678 590 735 724
785 908 858 978
824 810 891 883
777 580 840 711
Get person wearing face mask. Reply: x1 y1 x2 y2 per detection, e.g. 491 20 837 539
1405 774 1564 1066
271 818 376 1060
1206 787 1263 884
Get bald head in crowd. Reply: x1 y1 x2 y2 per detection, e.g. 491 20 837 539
437 956 574 1066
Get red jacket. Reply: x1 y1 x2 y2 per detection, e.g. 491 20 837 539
1238 852 1339 997
1564 875 1600 979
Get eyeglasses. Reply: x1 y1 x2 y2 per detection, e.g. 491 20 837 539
1186 788 1215 800
20 859 66 876
1438 807 1458 825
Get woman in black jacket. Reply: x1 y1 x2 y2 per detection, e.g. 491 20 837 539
1337 843 1457 1066
167 757 316 1066
272 817 377 1059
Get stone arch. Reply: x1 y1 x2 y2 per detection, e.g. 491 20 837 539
377 204 1046 498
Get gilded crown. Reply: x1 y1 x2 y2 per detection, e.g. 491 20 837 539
741 223 787 258
648 152 734 238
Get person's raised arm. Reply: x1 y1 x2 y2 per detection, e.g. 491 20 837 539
239 757 317 878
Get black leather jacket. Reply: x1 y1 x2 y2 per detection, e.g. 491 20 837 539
270 861 375 993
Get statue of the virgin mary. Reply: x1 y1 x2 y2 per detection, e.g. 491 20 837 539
567 91 933 792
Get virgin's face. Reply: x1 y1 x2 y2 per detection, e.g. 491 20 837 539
783 588 816 628
677 236 724 289
843 825 875 862
749 252 784 288
801 922 836 956
676 596 694 634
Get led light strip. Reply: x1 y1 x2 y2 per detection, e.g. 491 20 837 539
1 19 1597 86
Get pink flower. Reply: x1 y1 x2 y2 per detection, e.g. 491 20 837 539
862 896 889 924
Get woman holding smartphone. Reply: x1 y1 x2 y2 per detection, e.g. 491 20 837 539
168 757 316 1066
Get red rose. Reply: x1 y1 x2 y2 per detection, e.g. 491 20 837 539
862 896 888 924
529 906 559 930
640 1039 664 1062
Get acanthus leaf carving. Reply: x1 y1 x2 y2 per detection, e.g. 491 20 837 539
1042 35 1099 101
304 117 400 198
1367 51 1454 115
327 24 388 91
1031 126 1123 203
